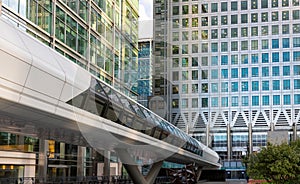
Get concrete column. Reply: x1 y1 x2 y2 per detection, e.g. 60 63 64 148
103 151 110 178
206 124 210 146
248 123 253 154
77 146 85 177
270 122 275 131
38 140 48 179
227 124 231 160
293 122 297 141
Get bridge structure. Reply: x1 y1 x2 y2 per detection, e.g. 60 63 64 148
0 18 220 184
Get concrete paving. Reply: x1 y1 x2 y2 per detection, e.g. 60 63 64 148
198 179 247 184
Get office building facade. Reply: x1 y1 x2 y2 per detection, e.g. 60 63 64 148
1 0 139 97
137 20 153 108
153 0 300 160
0 0 138 180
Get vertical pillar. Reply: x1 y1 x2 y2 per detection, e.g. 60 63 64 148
270 122 274 131
293 122 297 141
206 124 210 146
227 124 231 160
248 123 253 154
103 151 110 178
77 146 85 177
38 140 49 179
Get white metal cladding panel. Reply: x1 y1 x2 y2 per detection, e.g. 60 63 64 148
0 47 31 87
0 19 30 53
52 51 91 101
24 66 65 100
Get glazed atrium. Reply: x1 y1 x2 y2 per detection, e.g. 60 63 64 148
153 0 300 160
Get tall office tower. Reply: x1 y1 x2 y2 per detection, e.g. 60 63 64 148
153 0 300 161
1 0 139 98
137 20 153 108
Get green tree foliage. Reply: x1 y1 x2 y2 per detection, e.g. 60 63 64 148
244 140 300 183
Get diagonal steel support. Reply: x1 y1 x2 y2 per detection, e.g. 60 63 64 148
116 149 163 184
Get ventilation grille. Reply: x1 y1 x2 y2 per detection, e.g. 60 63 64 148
232 111 237 121
254 112 268 127
273 109 278 120
174 114 186 130
214 113 226 128
276 111 289 127
194 114 206 128
224 111 229 122
234 113 247 127
252 110 257 121
172 113 177 124
265 110 270 121
244 110 249 122
295 109 300 119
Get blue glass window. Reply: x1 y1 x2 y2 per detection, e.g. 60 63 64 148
252 81 259 91
293 37 300 47
232 82 238 92
251 54 259 63
284 95 291 105
283 52 290 62
221 55 228 65
252 67 259 77
231 55 238 64
221 69 228 78
273 80 280 90
242 82 248 91
211 43 218 52
252 96 259 106
262 81 269 91
221 42 228 52
293 51 300 61
221 97 228 107
272 39 279 48
241 68 248 78
221 82 228 92
232 96 238 106
262 53 269 63
211 83 218 93
231 68 238 78
272 66 280 76
211 56 218 66
295 79 300 89
283 79 290 90
273 95 280 105
295 94 300 104
262 39 269 49
294 65 300 75
262 95 269 105
272 52 279 62
282 38 290 48
242 96 249 106
262 67 269 77
241 54 248 64
211 69 218 79
283 66 290 76
211 97 218 107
